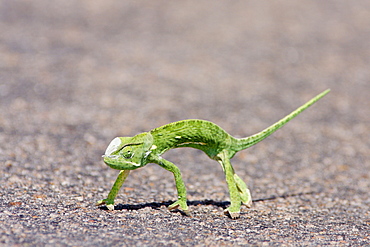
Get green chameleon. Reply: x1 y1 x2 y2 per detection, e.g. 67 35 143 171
96 89 330 219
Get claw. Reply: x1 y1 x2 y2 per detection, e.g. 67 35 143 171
168 200 189 216
243 199 253 208
168 203 179 211
96 199 115 210
224 209 240 219
168 205 191 217
95 200 105 206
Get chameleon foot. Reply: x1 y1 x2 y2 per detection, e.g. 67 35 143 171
243 199 253 208
96 199 115 210
224 209 240 219
168 200 190 216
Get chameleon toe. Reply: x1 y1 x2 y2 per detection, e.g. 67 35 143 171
224 210 240 219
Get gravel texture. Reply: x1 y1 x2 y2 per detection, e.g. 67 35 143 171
1 0 369 246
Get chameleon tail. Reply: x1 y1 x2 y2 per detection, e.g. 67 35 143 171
234 89 330 152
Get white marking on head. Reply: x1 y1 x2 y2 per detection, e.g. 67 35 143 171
150 145 157 150
131 162 141 167
144 150 152 159
105 137 122 156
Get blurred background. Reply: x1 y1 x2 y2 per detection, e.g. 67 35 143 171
1 1 368 126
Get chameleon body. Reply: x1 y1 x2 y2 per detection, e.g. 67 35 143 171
96 89 330 218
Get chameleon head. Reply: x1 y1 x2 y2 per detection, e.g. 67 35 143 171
103 133 153 170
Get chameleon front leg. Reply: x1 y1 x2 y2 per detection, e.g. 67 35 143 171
217 150 248 219
96 170 130 210
153 157 189 215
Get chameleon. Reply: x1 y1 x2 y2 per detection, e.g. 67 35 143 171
96 89 330 219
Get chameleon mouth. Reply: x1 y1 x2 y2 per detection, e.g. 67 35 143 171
102 154 141 168
102 155 118 159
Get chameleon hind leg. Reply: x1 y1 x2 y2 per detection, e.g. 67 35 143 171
216 150 244 219
234 173 252 207
155 157 190 215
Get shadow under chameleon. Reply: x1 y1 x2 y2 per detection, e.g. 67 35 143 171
98 191 321 214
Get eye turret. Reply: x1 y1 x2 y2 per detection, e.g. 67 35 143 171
122 146 134 159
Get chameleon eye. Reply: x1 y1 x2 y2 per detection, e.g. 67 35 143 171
121 146 134 159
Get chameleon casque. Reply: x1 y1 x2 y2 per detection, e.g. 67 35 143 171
96 89 330 218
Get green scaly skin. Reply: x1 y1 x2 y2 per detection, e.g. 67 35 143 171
96 89 330 219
